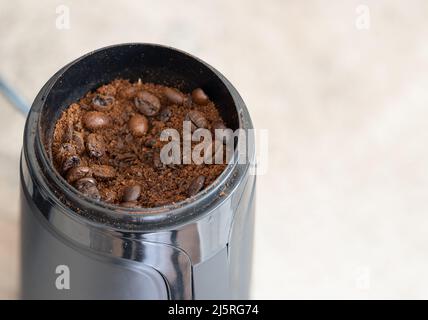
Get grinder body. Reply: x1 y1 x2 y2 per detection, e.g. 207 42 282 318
20 164 255 299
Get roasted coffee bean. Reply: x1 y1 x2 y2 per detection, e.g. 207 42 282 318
75 177 97 187
115 152 137 162
62 154 81 173
186 119 196 132
212 120 227 130
134 91 161 116
66 166 91 183
72 131 85 154
83 111 111 130
56 143 75 162
158 107 172 122
192 88 209 105
58 142 75 156
86 133 106 158
120 201 139 208
81 186 101 200
122 184 141 202
75 178 100 200
62 122 74 143
188 175 206 196
91 164 116 179
92 94 115 111
186 110 208 129
128 114 149 137
163 87 184 105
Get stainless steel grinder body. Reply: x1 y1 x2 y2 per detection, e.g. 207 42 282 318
20 44 256 299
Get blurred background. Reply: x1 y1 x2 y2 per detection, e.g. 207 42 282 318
1 0 428 299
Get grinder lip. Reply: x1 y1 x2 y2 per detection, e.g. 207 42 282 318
23 43 254 231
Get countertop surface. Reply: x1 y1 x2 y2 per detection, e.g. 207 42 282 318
2 0 428 299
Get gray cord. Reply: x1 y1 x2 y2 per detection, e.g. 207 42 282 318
0 76 30 115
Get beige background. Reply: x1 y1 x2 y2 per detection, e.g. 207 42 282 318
1 0 428 299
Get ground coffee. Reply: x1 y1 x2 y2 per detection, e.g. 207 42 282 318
52 79 227 208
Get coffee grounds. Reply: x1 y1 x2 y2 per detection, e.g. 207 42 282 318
52 79 228 208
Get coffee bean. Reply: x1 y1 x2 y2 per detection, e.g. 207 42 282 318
212 120 227 130
115 152 137 163
134 91 161 116
58 142 75 155
66 166 91 183
62 154 81 173
56 143 75 163
158 107 172 122
92 94 115 111
128 114 149 137
82 186 101 200
76 176 97 186
91 164 116 179
122 184 141 202
186 120 196 132
62 122 74 143
164 87 184 105
188 175 206 196
86 133 106 158
186 110 208 129
192 88 209 105
72 131 85 154
120 201 139 208
83 111 111 130
75 177 100 200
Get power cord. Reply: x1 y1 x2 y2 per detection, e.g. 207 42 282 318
0 76 30 115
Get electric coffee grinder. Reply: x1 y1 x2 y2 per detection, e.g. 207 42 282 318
20 43 256 299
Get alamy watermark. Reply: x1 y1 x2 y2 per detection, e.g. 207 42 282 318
157 122 268 175
55 264 70 290
55 5 70 30
355 265 371 290
355 4 370 30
